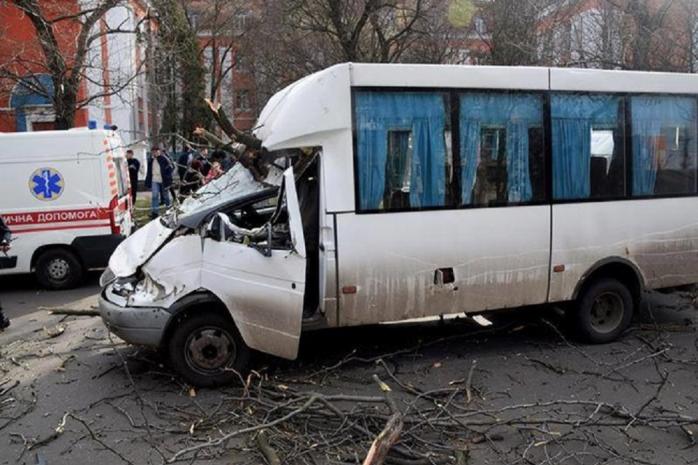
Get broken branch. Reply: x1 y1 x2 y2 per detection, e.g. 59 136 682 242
204 99 263 150
363 375 404 465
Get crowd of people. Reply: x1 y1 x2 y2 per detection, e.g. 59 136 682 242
128 145 235 219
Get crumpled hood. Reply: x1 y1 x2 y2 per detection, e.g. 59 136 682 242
109 219 175 277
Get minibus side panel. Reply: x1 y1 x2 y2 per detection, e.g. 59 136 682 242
335 206 551 326
549 198 698 301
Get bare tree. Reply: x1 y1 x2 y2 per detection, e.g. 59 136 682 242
235 0 452 113
0 0 148 129
557 0 697 72
472 0 573 66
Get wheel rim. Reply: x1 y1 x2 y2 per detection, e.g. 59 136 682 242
184 326 237 375
47 258 70 281
590 291 624 334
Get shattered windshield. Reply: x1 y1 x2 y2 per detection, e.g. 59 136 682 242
162 163 283 228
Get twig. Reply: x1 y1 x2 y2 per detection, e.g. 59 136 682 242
465 360 477 404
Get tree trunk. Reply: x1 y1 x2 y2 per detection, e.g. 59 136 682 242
53 90 78 130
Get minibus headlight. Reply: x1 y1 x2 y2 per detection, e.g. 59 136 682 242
112 275 139 297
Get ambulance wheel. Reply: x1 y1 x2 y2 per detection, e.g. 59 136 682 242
35 249 84 290
168 312 250 388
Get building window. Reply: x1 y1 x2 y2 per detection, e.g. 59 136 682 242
234 12 248 32
552 93 626 200
235 52 247 72
188 12 200 30
474 15 487 35
354 91 451 211
631 96 697 196
459 92 546 206
235 90 251 111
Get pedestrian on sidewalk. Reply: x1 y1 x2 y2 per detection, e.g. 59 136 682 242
126 149 141 204
0 216 12 331
144 145 174 219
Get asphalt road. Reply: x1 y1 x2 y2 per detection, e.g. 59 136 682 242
0 272 101 320
0 281 696 465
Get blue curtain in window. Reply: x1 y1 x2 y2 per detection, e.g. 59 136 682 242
507 122 532 202
459 121 480 204
357 121 388 210
460 93 542 204
551 94 619 199
631 96 696 195
552 119 591 199
355 92 446 210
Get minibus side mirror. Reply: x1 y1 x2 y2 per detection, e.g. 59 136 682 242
248 223 273 257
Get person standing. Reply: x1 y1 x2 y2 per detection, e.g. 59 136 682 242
126 149 141 204
196 148 211 177
177 147 193 181
0 216 11 331
144 146 174 219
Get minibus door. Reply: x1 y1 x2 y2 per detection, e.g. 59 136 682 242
200 168 307 360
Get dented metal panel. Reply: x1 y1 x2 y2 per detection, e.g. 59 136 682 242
335 206 551 327
109 219 175 277
549 198 698 302
128 235 203 308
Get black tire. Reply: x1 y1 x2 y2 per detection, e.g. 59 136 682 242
168 311 250 387
568 278 634 343
35 248 84 290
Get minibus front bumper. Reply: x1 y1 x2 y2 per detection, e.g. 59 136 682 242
98 291 171 347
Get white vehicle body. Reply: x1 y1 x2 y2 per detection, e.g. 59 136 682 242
100 64 698 365
0 129 133 287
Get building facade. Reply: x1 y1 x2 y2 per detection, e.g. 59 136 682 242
187 0 258 131
0 0 157 154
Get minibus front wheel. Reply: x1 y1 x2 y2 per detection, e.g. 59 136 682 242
167 311 250 387
569 277 634 344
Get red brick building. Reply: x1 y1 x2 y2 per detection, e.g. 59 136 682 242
0 0 89 132
187 0 258 131
0 0 157 154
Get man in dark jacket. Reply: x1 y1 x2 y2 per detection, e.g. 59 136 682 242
144 146 174 219
177 147 193 181
0 216 11 330
126 149 141 204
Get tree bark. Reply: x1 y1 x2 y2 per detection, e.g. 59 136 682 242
362 375 404 465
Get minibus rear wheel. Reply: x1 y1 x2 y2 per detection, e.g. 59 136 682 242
168 312 250 387
570 277 634 343
35 248 84 290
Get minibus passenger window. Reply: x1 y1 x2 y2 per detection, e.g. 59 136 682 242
552 93 626 200
459 92 545 206
385 130 413 209
354 91 450 211
631 96 697 196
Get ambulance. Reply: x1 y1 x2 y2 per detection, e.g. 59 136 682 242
0 128 133 289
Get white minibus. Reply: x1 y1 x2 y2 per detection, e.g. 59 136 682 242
0 129 133 289
99 64 698 386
